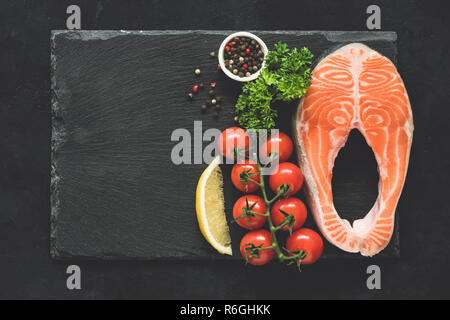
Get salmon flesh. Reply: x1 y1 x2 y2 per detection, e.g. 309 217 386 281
293 43 413 256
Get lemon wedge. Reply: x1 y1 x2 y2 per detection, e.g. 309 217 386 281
196 156 232 255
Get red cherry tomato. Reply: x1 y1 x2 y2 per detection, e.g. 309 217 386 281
269 162 303 196
240 229 275 266
233 195 267 230
259 132 294 163
271 197 307 232
231 160 260 193
218 127 249 161
286 228 323 265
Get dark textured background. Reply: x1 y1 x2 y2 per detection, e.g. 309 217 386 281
1 0 449 299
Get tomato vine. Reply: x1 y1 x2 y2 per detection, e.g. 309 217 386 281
239 152 307 270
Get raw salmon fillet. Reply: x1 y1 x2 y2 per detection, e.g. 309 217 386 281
294 43 413 256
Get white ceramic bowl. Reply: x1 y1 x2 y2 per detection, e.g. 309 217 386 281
218 32 268 82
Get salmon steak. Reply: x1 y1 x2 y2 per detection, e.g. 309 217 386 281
293 43 413 256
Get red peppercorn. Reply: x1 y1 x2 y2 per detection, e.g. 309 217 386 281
230 41 236 46
217 64 222 71
210 82 216 88
192 85 199 93
243 64 248 69
225 46 231 52
245 48 251 54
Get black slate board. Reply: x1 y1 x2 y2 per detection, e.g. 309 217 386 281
51 30 399 260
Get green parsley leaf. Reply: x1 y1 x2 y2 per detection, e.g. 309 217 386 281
235 42 313 130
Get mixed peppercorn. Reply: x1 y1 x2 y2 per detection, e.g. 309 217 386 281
186 35 266 120
223 36 264 78
203 82 222 119
187 58 223 119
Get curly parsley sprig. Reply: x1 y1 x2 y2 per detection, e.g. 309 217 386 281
235 42 313 130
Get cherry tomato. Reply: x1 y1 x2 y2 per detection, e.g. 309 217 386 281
240 229 275 266
233 195 267 230
231 160 261 193
218 127 249 161
269 162 303 196
259 132 294 163
271 197 307 232
286 228 323 265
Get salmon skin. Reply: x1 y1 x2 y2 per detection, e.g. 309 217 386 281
293 43 413 256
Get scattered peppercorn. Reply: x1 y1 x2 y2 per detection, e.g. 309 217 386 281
217 64 222 71
210 82 217 88
211 99 217 105
215 104 221 111
209 89 215 97
192 85 199 93
188 93 193 100
195 69 201 75
216 96 222 103
201 104 207 112
213 111 219 119
210 51 216 57
234 116 239 122
199 83 204 89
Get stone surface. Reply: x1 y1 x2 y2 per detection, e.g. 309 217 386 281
51 30 398 260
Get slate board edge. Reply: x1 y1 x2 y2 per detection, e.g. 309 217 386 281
50 30 61 259
50 30 399 261
51 29 397 42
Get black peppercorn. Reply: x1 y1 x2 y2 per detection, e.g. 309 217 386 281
215 104 221 111
216 96 222 103
209 89 215 97
201 104 207 112
188 93 193 100
213 111 219 119
222 36 265 78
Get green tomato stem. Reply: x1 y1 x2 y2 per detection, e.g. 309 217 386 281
274 219 290 231
255 159 290 263
246 177 262 188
